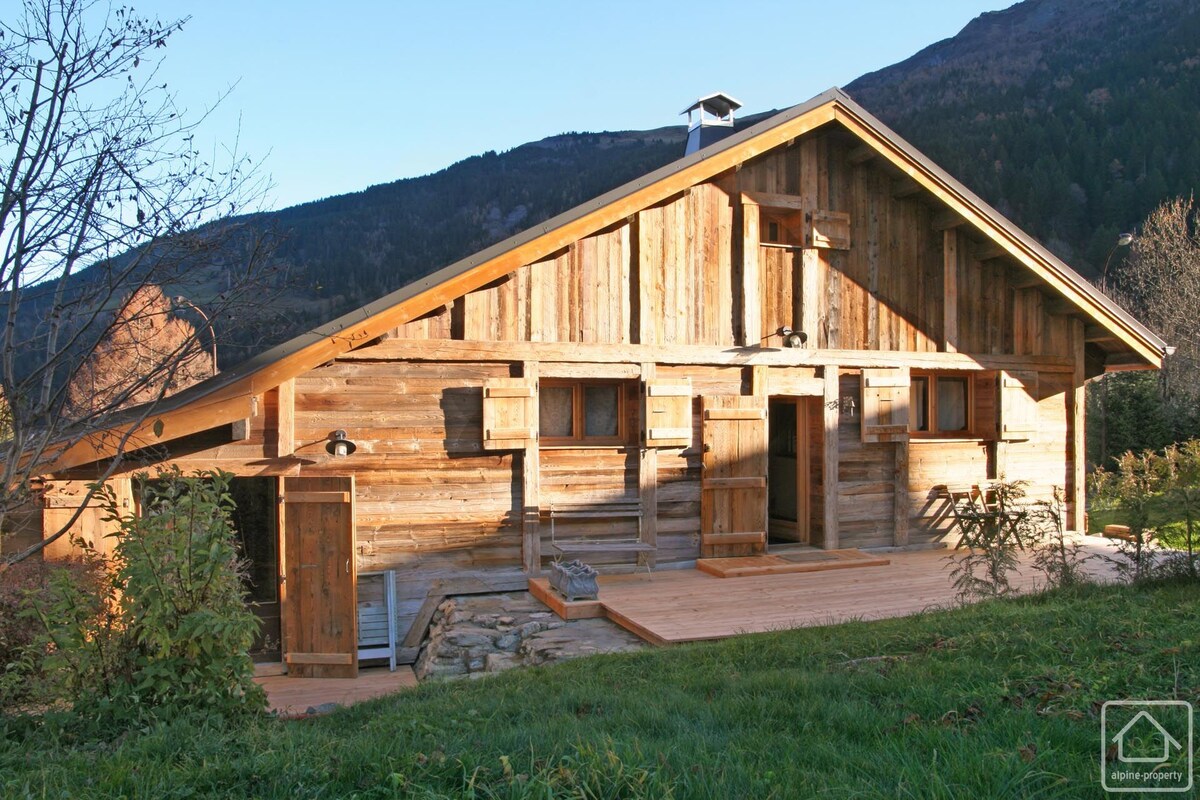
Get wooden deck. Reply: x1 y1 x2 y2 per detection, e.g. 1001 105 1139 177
564 537 1122 645
256 666 417 716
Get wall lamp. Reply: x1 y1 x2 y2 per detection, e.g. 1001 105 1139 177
779 327 808 348
326 430 357 457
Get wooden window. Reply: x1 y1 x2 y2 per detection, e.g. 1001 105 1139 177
910 372 974 437
539 380 626 445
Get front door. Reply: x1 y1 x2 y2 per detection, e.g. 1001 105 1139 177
768 399 811 545
700 395 768 557
281 476 357 678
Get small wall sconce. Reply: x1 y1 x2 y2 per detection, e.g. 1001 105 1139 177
779 326 808 348
326 430 357 457
839 396 858 417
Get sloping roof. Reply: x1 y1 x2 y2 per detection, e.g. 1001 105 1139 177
49 88 1169 472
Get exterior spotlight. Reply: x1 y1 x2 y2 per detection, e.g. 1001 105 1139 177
780 327 808 348
1116 232 1134 247
327 430 356 457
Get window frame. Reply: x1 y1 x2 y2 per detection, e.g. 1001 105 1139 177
538 379 628 446
909 371 975 438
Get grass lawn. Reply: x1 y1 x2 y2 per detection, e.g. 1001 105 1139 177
3 580 1198 798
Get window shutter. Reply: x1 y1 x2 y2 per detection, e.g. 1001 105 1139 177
808 210 851 250
644 378 692 448
482 378 536 450
861 368 910 443
999 370 1039 440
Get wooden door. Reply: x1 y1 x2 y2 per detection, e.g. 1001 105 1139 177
281 476 357 678
701 396 768 557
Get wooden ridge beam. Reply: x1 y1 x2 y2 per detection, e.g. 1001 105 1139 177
340 337 1078 373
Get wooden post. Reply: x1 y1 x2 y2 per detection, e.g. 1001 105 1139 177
741 199 762 346
893 441 909 547
639 362 658 568
1071 321 1087 533
943 229 959 353
275 378 295 458
800 248 820 344
822 366 840 549
522 361 541 575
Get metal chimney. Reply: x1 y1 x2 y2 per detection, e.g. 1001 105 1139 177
682 92 743 155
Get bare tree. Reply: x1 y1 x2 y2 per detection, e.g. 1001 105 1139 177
0 0 272 568
1113 196 1200 410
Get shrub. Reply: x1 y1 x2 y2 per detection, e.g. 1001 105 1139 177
27 467 265 725
1029 487 1091 589
1161 440 1200 578
0 555 105 710
1089 450 1167 582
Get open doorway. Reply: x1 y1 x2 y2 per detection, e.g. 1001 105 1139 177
228 477 281 663
768 398 812 546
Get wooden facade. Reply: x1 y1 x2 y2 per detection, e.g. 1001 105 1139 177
37 90 1166 675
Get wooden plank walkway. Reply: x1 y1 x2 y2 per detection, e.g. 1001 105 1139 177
593 537 1122 645
256 666 417 716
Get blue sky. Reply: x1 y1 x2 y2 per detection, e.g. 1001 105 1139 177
138 1 1015 211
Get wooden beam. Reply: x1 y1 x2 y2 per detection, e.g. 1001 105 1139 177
230 418 252 441
800 249 820 344
341 337 1079 373
891 176 923 199
931 209 966 231
741 200 762 346
1071 320 1087 533
402 593 445 649
741 190 805 211
639 362 658 569
1105 352 1157 371
275 378 295 458
846 144 877 165
49 394 255 473
1008 270 1045 290
522 361 541 576
973 240 1008 261
1085 324 1121 343
893 440 909 547
1044 295 1083 317
943 230 958 353
822 367 840 550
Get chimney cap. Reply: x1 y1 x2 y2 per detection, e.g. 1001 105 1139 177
680 92 743 118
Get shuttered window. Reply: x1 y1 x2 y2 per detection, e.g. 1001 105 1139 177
539 380 627 445
910 372 974 438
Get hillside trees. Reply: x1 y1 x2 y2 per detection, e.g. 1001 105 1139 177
0 0 271 568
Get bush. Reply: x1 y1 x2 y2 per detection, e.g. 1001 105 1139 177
0 556 105 711
26 468 266 726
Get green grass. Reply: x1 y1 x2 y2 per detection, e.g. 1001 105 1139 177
3 580 1199 798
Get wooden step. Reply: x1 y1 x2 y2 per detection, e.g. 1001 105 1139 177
551 540 655 554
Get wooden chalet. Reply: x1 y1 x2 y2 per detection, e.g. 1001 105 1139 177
35 89 1167 676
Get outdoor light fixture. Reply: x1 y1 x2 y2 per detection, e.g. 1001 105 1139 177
327 430 357 457
779 327 808 348
1116 232 1134 247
